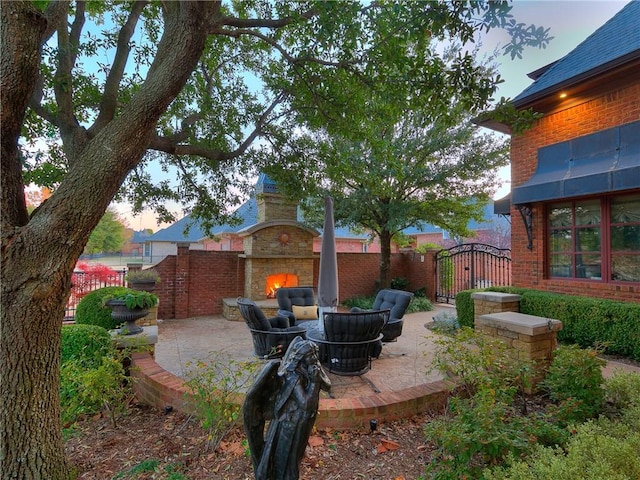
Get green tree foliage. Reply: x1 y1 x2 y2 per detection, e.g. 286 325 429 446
2 2 550 477
85 209 128 254
268 108 509 287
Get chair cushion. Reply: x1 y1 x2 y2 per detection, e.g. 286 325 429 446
276 287 315 311
372 289 413 321
252 307 274 331
269 315 290 329
292 305 318 320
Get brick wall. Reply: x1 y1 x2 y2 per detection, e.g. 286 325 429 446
154 248 435 319
510 82 640 303
131 351 452 430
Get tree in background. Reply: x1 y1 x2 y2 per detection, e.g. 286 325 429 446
84 209 129 255
269 107 509 288
1 2 549 477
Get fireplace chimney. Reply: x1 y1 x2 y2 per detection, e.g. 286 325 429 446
256 173 297 223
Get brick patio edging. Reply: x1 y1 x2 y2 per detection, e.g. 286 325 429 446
131 352 453 430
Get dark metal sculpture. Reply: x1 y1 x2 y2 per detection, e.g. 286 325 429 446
244 336 331 480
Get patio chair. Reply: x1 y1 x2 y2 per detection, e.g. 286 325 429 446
352 289 414 342
310 309 388 376
237 297 306 359
275 287 317 326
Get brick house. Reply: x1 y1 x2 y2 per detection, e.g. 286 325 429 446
484 1 639 302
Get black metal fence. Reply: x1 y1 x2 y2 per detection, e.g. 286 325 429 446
65 269 126 321
435 243 511 305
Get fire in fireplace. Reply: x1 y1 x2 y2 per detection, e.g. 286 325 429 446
265 273 299 298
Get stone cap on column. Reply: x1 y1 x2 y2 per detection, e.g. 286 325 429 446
478 311 562 336
471 292 521 303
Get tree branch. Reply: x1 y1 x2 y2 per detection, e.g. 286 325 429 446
27 2 68 126
215 27 356 67
90 1 148 133
52 1 87 163
149 92 286 161
218 8 317 29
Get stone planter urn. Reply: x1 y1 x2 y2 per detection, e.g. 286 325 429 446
125 269 161 293
104 290 158 335
106 299 147 335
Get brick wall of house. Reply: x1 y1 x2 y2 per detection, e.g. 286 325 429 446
510 82 640 302
154 248 435 319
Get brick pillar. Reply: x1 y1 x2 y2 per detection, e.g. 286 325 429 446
471 291 520 324
476 311 562 393
175 243 190 319
423 249 438 303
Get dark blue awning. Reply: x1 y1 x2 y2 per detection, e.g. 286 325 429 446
512 120 640 205
493 193 511 215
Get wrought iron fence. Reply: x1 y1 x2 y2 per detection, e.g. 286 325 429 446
64 269 126 321
435 243 511 305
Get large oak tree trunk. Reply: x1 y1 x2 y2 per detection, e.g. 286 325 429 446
1 3 74 477
1 3 214 477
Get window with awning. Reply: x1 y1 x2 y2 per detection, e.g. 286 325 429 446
513 120 640 205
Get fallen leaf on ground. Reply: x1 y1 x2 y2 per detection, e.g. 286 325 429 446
308 435 324 447
381 439 400 451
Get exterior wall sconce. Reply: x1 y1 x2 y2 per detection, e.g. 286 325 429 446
517 205 533 250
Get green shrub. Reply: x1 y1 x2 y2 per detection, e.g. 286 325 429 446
485 405 640 480
61 324 111 368
429 327 532 398
425 328 565 479
75 286 131 330
454 289 481 328
60 350 130 427
604 371 640 414
342 295 375 310
406 296 433 313
342 294 432 313
413 286 428 298
430 309 459 334
184 354 260 451
390 276 410 290
540 345 605 425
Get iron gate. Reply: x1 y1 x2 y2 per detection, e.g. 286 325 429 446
435 243 511 304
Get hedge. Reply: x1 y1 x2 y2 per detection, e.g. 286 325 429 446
61 324 111 368
75 286 132 330
456 287 640 361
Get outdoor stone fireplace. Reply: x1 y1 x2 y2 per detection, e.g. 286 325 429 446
238 174 318 301
265 273 299 298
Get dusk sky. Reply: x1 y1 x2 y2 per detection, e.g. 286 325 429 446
484 0 630 99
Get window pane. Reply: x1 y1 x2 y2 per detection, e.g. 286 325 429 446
550 254 572 277
611 226 640 251
611 255 640 282
576 227 600 252
550 229 572 252
575 200 601 225
549 204 572 227
611 194 640 223
576 254 601 279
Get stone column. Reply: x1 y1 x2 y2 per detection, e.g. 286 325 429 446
476 311 562 393
471 291 520 324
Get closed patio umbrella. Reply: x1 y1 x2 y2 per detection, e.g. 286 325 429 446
317 197 339 334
